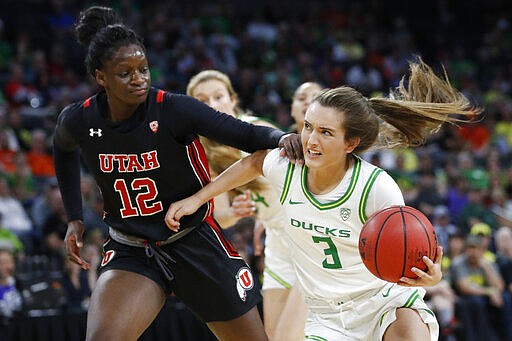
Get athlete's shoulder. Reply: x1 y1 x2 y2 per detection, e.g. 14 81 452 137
56 97 93 127
154 88 195 105
54 97 95 150
262 148 291 177
155 88 207 117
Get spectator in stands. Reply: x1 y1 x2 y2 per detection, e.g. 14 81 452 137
495 226 512 339
7 151 36 205
409 168 445 219
0 246 22 336
0 129 16 174
445 175 469 225
450 234 506 341
459 184 499 233
426 194 459 339
0 108 19 144
40 183 67 266
25 128 55 183
432 205 459 252
494 227 512 292
470 222 497 262
62 242 99 314
0 215 24 259
442 232 466 278
30 177 60 240
0 175 33 247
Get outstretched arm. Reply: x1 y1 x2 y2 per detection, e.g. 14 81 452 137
165 150 268 231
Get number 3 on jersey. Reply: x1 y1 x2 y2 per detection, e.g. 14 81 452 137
312 236 342 269
114 178 163 217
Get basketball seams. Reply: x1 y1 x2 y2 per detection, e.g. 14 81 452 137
375 211 403 281
360 205 437 283
404 207 437 263
399 207 407 278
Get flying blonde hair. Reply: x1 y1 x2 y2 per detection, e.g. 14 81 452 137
313 57 481 154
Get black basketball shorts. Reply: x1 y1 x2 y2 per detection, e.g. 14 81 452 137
98 219 262 322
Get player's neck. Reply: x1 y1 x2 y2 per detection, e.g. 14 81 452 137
106 97 140 122
307 157 351 195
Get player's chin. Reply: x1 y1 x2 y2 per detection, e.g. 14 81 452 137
304 155 321 167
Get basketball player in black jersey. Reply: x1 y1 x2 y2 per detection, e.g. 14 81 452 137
52 6 302 341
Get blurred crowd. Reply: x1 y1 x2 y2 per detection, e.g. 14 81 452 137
0 0 511 340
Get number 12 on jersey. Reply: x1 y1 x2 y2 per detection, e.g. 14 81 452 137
114 178 163 217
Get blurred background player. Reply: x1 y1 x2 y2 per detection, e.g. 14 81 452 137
187 69 311 340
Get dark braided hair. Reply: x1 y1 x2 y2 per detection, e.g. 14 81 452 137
75 6 145 77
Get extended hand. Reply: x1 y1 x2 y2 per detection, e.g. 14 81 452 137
398 246 443 287
65 220 90 270
165 196 204 232
231 190 255 218
279 133 304 164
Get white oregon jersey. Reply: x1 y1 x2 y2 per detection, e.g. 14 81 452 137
263 149 405 300
237 114 285 230
251 177 286 230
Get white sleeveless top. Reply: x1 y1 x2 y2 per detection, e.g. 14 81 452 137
262 149 405 300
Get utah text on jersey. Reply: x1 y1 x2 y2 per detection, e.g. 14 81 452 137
99 151 161 173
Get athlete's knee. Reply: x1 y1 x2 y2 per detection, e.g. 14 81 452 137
384 308 430 341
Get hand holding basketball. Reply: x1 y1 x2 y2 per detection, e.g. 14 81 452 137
358 205 441 284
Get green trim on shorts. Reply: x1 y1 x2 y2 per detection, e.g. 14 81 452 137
418 307 436 317
403 289 420 308
379 310 389 326
264 266 292 289
305 335 328 341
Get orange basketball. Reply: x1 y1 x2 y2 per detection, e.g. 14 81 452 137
358 205 437 283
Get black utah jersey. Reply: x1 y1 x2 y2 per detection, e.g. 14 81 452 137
53 88 284 241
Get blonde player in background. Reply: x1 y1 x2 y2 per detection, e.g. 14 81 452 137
167 58 481 340
187 70 312 340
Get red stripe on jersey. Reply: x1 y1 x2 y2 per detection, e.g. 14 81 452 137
156 90 165 103
192 138 210 174
205 216 241 258
186 138 211 186
207 198 214 216
186 138 215 218
83 97 91 108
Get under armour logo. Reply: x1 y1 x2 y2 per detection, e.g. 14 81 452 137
89 128 102 137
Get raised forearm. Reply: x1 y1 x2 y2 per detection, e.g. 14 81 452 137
196 151 266 205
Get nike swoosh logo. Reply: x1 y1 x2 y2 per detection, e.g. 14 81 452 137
288 199 305 205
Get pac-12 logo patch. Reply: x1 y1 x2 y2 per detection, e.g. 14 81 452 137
235 267 254 301
149 120 159 133
340 208 351 221
101 250 115 267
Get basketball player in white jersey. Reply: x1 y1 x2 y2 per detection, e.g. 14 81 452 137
166 59 481 340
